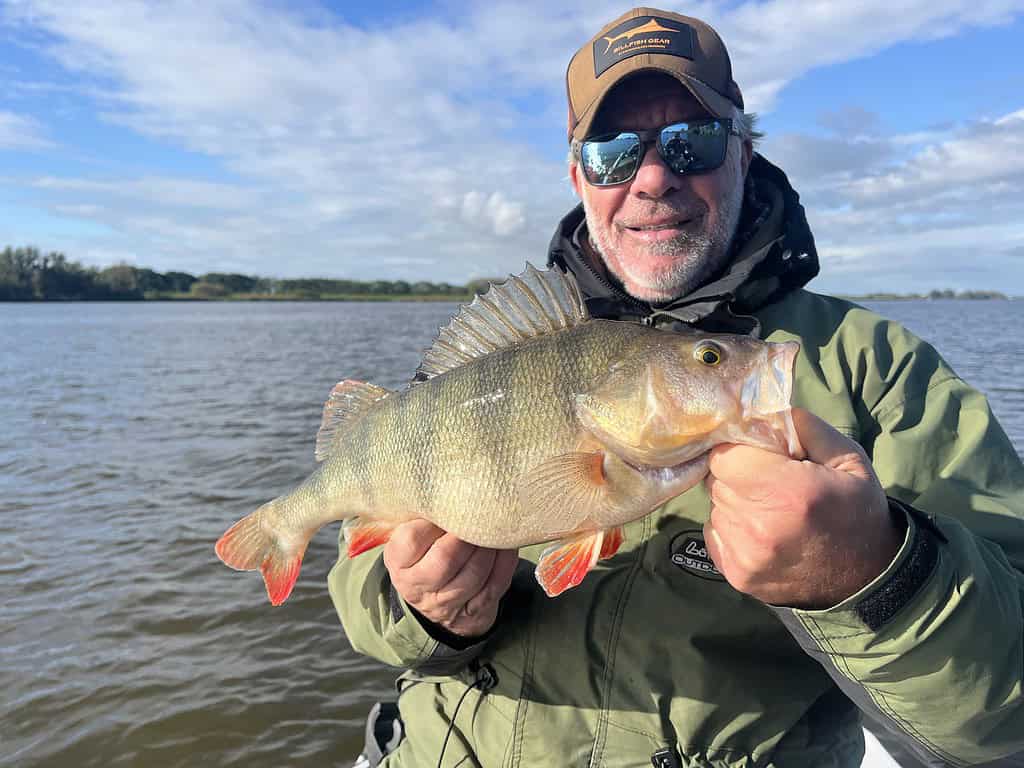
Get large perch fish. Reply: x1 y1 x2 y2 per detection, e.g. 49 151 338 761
215 265 801 603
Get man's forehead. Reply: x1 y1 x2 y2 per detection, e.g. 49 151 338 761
590 73 710 134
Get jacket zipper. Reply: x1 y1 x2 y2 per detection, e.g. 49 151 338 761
570 250 652 320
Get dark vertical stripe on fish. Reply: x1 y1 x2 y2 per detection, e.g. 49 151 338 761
411 380 435 516
354 406 378 512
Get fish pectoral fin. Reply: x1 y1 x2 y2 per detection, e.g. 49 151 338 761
535 528 617 597
517 451 617 526
345 518 398 557
315 380 392 462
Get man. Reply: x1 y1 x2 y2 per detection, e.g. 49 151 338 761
333 8 1024 767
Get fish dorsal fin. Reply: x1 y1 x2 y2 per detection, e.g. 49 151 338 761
315 379 391 461
416 263 589 381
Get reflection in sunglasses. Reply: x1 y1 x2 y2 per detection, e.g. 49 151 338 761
578 119 737 187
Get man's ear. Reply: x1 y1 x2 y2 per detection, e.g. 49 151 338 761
569 158 583 199
741 139 753 178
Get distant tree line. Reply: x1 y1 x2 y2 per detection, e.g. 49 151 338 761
852 289 1009 300
10 245 1007 303
1 246 490 301
0 246 195 300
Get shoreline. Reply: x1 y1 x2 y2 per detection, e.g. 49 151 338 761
0 296 1015 303
0 293 475 303
1 295 1016 303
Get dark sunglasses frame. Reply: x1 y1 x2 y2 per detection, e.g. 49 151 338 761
575 119 741 187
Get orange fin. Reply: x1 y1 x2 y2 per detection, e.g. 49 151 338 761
261 550 305 606
535 529 611 598
215 505 307 606
345 518 398 557
216 512 270 571
599 525 624 560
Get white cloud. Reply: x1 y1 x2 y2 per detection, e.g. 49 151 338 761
1 0 1023 289
459 191 527 237
0 110 52 149
771 107 1024 293
32 176 264 210
842 112 1024 204
784 108 1024 221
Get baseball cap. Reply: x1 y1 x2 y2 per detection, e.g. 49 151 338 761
566 7 744 142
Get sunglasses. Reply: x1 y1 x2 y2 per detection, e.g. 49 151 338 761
576 119 740 187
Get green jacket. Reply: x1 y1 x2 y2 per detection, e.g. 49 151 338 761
329 156 1024 767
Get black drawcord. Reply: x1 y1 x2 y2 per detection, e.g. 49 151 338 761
436 662 498 768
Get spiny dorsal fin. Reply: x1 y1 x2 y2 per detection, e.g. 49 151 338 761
315 380 391 461
415 263 589 381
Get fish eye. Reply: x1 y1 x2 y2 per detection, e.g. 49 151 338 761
694 343 723 366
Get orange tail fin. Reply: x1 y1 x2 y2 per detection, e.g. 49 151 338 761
215 505 307 606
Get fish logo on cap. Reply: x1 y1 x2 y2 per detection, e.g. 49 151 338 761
601 17 678 54
591 15 695 79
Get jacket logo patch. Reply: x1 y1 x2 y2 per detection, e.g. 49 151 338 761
593 16 695 77
669 531 724 581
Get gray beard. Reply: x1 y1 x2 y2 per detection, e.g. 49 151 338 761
583 176 745 302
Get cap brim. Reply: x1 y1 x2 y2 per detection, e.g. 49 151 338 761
571 64 740 142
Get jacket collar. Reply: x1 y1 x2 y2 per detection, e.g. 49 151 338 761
546 154 819 335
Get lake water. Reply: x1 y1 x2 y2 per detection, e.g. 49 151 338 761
2 299 1022 768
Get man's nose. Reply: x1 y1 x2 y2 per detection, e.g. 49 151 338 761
630 145 679 199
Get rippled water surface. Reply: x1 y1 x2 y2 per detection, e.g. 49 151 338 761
2 299 1022 768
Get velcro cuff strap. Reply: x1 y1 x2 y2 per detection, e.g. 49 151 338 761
853 497 945 631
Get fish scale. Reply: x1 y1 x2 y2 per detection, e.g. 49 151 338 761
215 265 801 603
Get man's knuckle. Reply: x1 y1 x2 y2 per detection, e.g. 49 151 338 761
435 534 468 559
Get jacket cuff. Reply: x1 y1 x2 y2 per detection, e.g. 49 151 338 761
387 585 495 675
781 497 944 628
851 498 945 630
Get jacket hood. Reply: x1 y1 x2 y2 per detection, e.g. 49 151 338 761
547 153 819 334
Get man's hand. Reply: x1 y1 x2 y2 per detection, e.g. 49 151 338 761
703 407 903 609
383 520 519 638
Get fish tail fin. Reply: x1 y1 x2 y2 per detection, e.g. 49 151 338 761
215 500 308 606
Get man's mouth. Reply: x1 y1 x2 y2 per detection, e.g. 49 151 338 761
622 218 693 232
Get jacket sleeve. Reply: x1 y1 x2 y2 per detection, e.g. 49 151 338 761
774 342 1024 766
327 529 496 675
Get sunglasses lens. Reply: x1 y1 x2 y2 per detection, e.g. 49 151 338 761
580 133 641 186
579 121 731 186
659 121 728 174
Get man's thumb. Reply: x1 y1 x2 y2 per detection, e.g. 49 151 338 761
791 407 873 477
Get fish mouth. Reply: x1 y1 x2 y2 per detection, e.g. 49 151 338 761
740 341 799 419
624 451 711 485
738 340 802 457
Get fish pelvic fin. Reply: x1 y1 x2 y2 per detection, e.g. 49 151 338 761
316 380 392 462
599 525 625 560
215 501 308 606
344 517 399 557
535 526 624 597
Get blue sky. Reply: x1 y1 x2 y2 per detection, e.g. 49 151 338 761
1 0 1023 294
